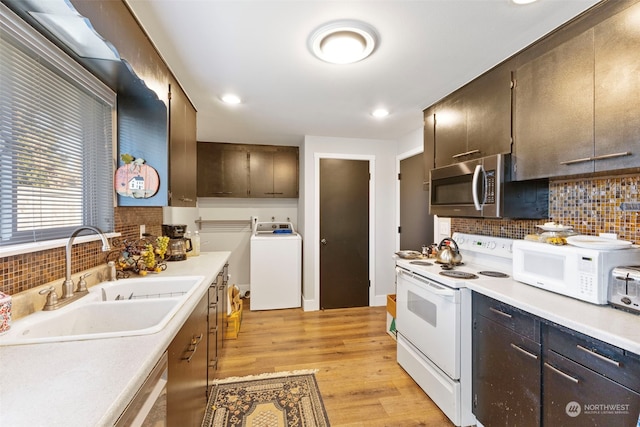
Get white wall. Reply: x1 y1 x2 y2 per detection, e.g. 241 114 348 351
300 135 397 311
164 199 298 295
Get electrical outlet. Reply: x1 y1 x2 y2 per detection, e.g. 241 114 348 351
439 221 451 236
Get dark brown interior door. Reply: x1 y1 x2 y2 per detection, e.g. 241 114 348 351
400 154 434 251
319 159 369 309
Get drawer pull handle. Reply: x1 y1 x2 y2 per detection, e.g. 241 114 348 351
510 343 539 360
452 149 481 159
182 333 204 363
560 151 630 165
576 344 621 367
545 362 580 384
489 307 512 318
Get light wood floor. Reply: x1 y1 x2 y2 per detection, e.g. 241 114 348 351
217 299 454 427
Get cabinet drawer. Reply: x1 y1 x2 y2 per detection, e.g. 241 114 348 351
543 350 640 426
544 324 640 393
473 293 540 342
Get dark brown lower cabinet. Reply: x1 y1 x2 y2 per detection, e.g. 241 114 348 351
472 313 541 427
473 292 640 427
167 292 208 426
543 324 640 427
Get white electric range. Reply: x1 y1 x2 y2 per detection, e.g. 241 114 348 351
395 232 515 427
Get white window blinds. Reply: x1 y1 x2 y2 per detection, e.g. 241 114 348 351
0 8 115 246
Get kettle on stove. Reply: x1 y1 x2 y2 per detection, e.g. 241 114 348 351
436 238 463 265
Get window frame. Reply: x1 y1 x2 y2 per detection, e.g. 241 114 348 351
0 3 117 251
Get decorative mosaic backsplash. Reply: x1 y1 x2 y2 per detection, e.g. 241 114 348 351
453 174 640 242
0 207 163 295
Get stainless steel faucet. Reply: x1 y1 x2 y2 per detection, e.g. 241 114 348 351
63 225 111 298
40 226 111 310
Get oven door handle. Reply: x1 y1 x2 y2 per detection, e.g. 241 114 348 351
398 268 457 298
471 164 483 211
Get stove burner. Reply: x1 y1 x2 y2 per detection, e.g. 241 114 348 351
478 271 509 278
410 260 433 266
439 271 478 279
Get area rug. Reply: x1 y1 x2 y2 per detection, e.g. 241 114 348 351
202 370 331 427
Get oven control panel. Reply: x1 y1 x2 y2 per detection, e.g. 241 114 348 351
453 233 514 260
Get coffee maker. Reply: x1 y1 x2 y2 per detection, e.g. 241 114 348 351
162 224 192 261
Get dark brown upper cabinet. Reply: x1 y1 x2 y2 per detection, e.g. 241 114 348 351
433 59 513 168
197 143 299 198
513 0 639 180
513 29 595 180
423 106 435 188
168 82 197 206
249 146 299 198
593 1 640 172
197 143 249 197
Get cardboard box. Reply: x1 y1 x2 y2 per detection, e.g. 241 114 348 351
386 294 396 318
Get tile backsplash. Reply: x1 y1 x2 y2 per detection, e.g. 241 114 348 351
453 174 640 242
0 207 163 295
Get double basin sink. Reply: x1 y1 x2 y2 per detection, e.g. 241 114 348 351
0 276 205 346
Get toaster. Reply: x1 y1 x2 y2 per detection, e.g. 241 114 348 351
609 266 640 314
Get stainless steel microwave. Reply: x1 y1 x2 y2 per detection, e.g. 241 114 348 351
429 153 549 219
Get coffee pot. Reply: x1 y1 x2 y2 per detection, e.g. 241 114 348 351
162 224 192 261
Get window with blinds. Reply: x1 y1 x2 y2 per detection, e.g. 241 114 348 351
0 8 115 246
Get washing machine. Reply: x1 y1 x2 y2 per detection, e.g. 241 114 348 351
250 221 302 310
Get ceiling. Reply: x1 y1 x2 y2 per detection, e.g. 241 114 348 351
125 0 601 146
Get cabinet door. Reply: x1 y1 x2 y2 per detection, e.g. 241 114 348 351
207 281 218 394
473 315 541 427
197 143 224 196
513 29 595 180
273 149 299 197
167 293 208 426
249 147 299 198
434 93 467 167
423 107 435 187
217 274 226 354
168 82 197 206
593 2 640 172
465 60 513 159
544 350 640 427
197 143 248 197
248 149 273 197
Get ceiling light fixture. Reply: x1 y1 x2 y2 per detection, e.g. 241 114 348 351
372 108 389 118
511 0 539 4
221 93 242 105
309 20 378 64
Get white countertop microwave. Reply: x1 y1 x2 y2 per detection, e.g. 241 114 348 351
513 240 640 304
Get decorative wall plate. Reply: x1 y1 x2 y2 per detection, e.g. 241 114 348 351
115 162 160 199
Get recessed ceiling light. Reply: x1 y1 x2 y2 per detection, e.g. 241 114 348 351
512 0 539 4
309 20 378 64
372 108 389 118
221 94 242 104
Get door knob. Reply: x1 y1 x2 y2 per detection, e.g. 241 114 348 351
320 239 327 245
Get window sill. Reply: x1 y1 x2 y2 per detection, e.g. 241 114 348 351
0 232 121 258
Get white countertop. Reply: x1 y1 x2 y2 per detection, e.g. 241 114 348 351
0 252 230 427
467 277 640 354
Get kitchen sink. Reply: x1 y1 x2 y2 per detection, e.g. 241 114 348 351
98 276 205 301
0 275 205 346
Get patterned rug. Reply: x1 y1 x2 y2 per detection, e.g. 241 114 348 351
202 370 331 427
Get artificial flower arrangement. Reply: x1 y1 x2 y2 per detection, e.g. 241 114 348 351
106 235 170 277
